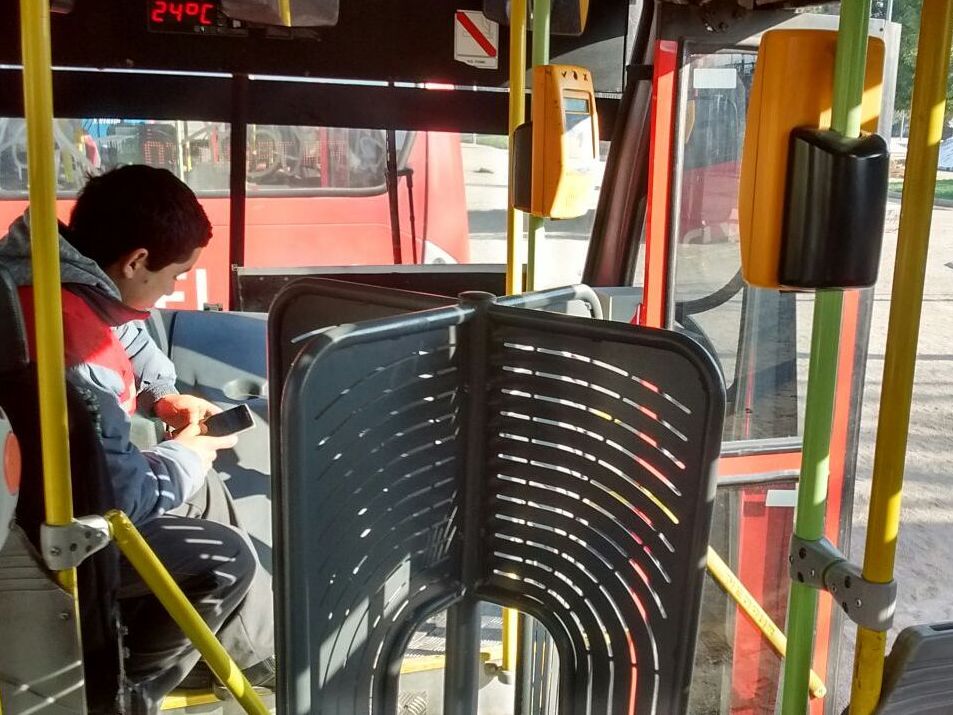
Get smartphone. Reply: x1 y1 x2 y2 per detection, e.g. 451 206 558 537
202 404 255 437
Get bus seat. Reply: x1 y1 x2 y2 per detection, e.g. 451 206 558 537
274 287 725 713
0 406 18 552
0 264 24 553
873 623 953 714
0 524 86 714
0 265 121 714
161 308 274 571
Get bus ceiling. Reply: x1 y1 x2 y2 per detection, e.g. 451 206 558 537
3 1 629 91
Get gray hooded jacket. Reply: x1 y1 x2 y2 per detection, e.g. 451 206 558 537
0 212 205 523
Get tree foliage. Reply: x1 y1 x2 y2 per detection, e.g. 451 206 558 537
890 0 953 126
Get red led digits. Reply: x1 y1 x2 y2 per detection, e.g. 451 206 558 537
150 0 167 23
149 0 215 26
198 3 214 25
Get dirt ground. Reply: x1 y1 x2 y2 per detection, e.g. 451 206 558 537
831 201 953 709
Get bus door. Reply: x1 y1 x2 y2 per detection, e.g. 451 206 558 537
637 9 895 712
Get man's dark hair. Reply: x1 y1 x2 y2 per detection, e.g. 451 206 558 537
67 164 212 271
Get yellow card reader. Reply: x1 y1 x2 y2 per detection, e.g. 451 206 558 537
514 64 599 220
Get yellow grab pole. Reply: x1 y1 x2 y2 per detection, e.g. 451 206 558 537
502 0 530 662
706 547 826 699
525 0 551 291
20 0 77 596
850 0 953 710
278 0 292 26
505 0 528 295
106 511 269 715
501 604 519 672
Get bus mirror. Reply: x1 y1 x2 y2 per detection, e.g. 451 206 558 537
222 0 338 27
514 64 598 219
484 0 589 36
738 30 884 290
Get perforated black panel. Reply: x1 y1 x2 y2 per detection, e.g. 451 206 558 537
482 307 721 714
276 292 724 715
267 277 448 396
279 309 472 714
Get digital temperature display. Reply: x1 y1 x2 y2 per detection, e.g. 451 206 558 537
147 1 247 36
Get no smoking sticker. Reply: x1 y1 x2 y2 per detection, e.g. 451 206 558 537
454 10 499 70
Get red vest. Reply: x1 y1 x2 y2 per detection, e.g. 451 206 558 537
17 286 138 415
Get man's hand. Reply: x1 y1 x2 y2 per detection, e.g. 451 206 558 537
154 394 221 431
172 423 238 473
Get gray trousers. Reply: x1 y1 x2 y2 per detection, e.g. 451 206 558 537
119 471 274 713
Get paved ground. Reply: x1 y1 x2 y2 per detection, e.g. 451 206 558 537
832 201 953 710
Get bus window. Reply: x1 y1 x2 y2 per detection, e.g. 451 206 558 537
0 119 472 308
461 132 609 288
0 119 606 306
243 125 387 191
670 45 874 713
234 126 470 275
0 117 234 311
671 51 759 436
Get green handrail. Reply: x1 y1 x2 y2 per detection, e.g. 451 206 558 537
525 0 551 291
779 0 873 711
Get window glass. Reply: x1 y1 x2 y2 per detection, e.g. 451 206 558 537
1 118 609 305
0 118 398 195
244 125 389 192
667 50 805 443
0 117 229 195
0 118 608 278
462 133 609 287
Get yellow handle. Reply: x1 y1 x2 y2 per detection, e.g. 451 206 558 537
501 605 518 671
278 0 292 26
849 0 953 710
20 0 77 599
505 0 528 295
706 546 826 699
106 511 269 715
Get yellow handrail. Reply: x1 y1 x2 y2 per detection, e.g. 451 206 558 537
20 0 77 597
501 604 518 672
849 0 953 710
706 546 826 699
505 0 528 295
278 0 292 27
106 511 269 715
501 0 531 661
525 0 551 291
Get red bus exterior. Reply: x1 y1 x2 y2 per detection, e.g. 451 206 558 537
0 123 470 310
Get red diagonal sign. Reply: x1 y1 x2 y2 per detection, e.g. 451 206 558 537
455 11 498 58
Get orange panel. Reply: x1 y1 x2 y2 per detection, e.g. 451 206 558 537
738 30 884 289
640 40 678 328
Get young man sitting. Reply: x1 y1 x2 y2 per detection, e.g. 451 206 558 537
0 164 274 714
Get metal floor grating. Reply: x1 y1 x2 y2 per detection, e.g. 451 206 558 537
404 606 504 660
